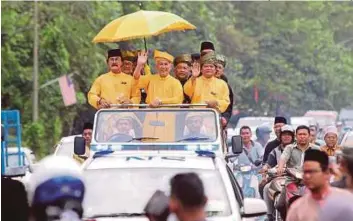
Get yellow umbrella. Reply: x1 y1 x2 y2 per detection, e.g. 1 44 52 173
92 10 196 43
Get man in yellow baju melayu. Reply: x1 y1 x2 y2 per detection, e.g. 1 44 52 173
88 49 141 109
184 52 230 113
132 50 184 142
132 50 184 107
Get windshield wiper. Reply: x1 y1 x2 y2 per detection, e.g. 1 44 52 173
89 213 146 218
177 137 210 142
127 137 160 142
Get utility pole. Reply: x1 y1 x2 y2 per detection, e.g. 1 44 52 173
33 0 39 121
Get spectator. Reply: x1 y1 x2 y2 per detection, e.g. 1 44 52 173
286 149 350 221
169 173 207 221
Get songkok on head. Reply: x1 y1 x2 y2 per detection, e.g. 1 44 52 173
200 51 217 65
107 49 122 59
274 116 287 124
121 50 138 62
200 41 215 52
154 50 174 63
174 54 192 67
216 54 226 67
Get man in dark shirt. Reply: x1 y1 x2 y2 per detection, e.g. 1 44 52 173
174 54 192 104
215 54 234 125
262 116 287 164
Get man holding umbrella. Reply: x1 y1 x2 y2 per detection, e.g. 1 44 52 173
88 49 141 109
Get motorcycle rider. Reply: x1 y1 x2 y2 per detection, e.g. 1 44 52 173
27 156 85 221
237 126 264 166
262 117 287 164
320 126 342 156
261 125 295 221
256 124 272 148
275 125 319 220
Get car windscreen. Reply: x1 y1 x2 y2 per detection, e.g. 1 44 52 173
83 168 232 218
94 109 218 143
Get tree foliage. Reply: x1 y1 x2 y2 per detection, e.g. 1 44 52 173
2 1 353 156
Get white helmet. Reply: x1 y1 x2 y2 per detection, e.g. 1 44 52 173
281 125 295 134
27 155 85 206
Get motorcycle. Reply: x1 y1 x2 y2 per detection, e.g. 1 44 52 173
234 164 262 198
266 167 286 221
285 168 305 208
271 167 305 221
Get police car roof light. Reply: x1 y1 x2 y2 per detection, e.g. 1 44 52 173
93 150 114 159
195 150 216 158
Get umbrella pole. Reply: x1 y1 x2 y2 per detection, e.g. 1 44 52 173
144 37 147 51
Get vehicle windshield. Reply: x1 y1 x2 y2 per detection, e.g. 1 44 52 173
94 109 218 143
236 117 274 128
83 168 231 218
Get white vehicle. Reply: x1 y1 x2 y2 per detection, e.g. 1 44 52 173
74 107 230 157
304 110 338 128
7 147 36 184
290 116 317 129
235 117 274 129
7 147 36 171
340 131 353 148
53 135 80 158
81 151 267 221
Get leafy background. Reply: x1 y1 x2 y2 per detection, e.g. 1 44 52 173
2 1 353 157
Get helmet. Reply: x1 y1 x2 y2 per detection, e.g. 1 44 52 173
280 125 295 144
281 125 295 135
256 124 272 138
28 156 85 206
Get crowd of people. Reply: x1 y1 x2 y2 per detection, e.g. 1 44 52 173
229 115 353 221
87 41 234 127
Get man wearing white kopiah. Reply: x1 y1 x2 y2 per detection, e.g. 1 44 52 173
184 113 206 137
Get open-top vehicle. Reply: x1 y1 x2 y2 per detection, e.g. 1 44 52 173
74 104 240 158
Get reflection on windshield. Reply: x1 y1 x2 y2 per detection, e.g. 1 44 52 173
83 168 231 217
95 110 218 143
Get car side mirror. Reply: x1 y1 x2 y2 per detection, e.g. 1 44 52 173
231 135 243 154
241 198 267 218
74 137 86 155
